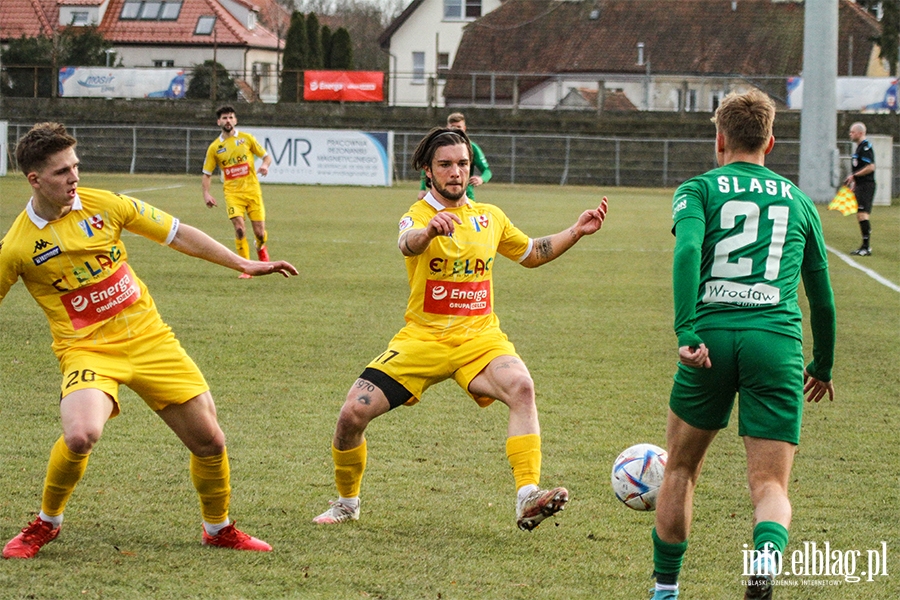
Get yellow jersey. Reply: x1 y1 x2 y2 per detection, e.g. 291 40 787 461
398 194 532 338
202 130 268 198
0 188 178 356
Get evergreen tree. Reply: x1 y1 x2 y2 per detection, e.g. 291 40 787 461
879 0 900 76
330 27 354 70
305 12 323 69
60 26 113 66
321 25 333 69
280 11 307 102
186 60 238 101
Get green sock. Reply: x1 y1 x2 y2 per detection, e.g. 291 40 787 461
652 527 688 584
753 521 789 555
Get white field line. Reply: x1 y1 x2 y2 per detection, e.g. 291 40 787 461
826 245 900 293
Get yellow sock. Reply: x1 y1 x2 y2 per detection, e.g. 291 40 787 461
255 231 268 250
190 451 231 525
506 434 542 490
42 436 90 518
234 237 250 260
333 440 367 499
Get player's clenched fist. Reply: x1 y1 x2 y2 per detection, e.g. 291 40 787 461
427 212 463 238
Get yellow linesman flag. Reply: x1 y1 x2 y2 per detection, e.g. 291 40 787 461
828 186 858 216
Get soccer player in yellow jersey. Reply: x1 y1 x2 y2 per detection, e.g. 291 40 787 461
0 123 298 559
314 128 609 530
202 105 273 278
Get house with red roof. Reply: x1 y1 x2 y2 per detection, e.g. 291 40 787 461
442 0 885 111
1 0 288 101
378 0 503 107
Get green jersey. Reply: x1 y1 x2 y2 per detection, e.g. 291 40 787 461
672 161 830 342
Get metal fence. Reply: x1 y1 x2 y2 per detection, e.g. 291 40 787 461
4 124 899 195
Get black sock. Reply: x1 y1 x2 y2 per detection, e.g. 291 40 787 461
860 220 871 249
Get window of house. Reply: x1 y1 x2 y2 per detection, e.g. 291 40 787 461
445 0 481 19
154 60 175 67
139 1 161 19
120 0 182 20
120 0 142 19
160 2 182 20
437 52 450 81
70 11 91 25
677 88 698 112
685 89 698 112
412 52 425 83
444 0 462 19
195 15 217 35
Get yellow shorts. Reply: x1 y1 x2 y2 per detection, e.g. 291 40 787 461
59 325 209 416
363 325 519 408
226 191 265 222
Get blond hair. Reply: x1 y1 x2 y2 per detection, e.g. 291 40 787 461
713 90 775 154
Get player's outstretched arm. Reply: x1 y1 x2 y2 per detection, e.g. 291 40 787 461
170 224 298 278
520 197 608 268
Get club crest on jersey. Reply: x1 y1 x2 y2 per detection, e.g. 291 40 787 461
90 214 105 230
77 219 95 238
236 139 246 146
470 214 490 232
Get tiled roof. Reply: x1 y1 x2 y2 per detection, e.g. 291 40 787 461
57 0 105 6
0 0 281 48
446 0 882 99
98 0 280 47
2 0 57 39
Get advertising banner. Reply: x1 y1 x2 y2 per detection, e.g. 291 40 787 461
787 77 898 112
244 128 393 186
58 68 186 99
303 71 384 102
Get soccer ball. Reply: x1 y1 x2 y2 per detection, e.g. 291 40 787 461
611 443 668 511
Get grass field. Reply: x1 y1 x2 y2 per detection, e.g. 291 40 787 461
0 173 897 599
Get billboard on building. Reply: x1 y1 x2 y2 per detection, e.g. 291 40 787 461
787 77 898 112
244 127 393 186
303 71 384 102
58 68 186 99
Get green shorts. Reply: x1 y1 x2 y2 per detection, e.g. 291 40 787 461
669 328 804 444
363 325 519 409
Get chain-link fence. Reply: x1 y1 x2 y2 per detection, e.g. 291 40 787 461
4 124 898 195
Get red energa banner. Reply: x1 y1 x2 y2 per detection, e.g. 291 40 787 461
304 71 384 102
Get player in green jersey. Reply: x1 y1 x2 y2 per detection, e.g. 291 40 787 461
647 90 836 600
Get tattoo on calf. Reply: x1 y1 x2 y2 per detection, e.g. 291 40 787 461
354 379 376 392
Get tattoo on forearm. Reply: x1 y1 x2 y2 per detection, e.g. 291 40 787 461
535 237 553 260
